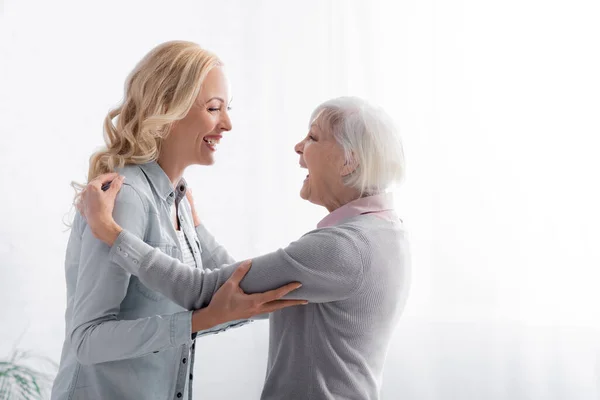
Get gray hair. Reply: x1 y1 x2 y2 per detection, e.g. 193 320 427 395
309 96 405 196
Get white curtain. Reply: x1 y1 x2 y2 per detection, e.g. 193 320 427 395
1 0 599 398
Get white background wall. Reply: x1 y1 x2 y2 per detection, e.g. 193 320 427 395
1 0 599 399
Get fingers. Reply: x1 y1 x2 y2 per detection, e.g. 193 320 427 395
256 282 303 304
259 299 309 314
186 188 201 226
185 188 194 202
77 173 123 219
226 260 252 286
108 175 125 197
88 172 120 190
96 172 120 182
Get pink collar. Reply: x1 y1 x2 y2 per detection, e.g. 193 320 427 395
317 193 396 228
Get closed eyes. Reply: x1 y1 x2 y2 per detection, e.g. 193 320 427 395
208 106 232 112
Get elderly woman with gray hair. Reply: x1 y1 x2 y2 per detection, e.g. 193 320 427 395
80 96 410 400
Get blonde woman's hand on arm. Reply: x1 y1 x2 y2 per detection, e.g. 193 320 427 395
191 260 306 331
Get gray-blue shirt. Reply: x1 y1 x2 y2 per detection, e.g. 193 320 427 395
51 161 248 400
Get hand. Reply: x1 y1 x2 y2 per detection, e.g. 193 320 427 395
77 172 125 246
192 260 307 331
185 188 201 227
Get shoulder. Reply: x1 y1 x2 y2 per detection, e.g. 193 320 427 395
114 165 151 212
340 214 408 242
110 182 149 237
298 225 365 265
304 222 370 246
338 216 410 267
115 184 146 210
116 164 147 189
325 215 409 254
303 224 363 243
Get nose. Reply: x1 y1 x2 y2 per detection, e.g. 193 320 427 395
294 138 304 155
295 138 308 168
219 109 232 132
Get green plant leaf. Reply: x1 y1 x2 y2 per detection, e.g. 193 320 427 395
0 349 57 400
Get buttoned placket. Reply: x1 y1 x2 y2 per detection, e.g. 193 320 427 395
172 181 198 400
112 187 195 400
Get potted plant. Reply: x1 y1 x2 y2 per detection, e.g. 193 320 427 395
0 350 57 400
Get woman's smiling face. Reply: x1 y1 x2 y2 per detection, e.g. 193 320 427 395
294 120 348 208
168 66 232 166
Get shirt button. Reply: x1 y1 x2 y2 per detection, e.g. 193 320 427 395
133 260 138 264
177 393 182 398
182 358 187 364
189 373 193 380
117 247 122 251
123 252 128 257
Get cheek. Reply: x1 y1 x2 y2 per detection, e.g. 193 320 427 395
183 110 217 140
196 113 217 134
304 145 318 169
307 148 337 177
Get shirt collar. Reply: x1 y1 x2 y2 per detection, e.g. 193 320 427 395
317 192 396 229
138 161 187 205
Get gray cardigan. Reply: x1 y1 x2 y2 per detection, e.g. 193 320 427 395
110 197 410 400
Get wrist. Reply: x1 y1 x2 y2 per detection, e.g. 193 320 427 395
96 221 122 246
191 307 221 333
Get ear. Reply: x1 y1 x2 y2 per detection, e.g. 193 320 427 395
341 153 359 177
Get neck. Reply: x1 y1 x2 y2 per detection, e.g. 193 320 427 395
157 149 187 188
322 185 361 213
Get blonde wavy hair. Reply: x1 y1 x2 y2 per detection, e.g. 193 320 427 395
74 40 221 193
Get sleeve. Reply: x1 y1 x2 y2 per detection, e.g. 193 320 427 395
69 184 193 366
109 226 365 310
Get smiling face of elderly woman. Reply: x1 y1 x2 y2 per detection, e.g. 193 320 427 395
294 97 405 212
294 111 359 212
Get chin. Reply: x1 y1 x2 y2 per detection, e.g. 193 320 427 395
299 184 310 200
195 155 215 166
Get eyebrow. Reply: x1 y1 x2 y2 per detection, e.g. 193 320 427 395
206 97 225 103
206 96 234 105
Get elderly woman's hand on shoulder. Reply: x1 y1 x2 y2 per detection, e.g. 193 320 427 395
76 172 125 246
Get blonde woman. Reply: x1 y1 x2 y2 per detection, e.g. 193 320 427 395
51 41 306 400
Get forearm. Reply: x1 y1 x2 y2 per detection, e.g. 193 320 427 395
192 308 222 331
92 220 123 247
109 227 363 306
110 230 237 310
70 311 192 365
95 218 235 271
